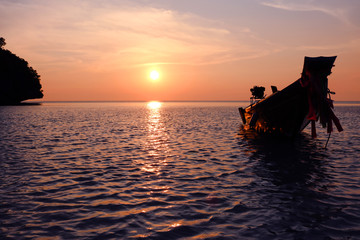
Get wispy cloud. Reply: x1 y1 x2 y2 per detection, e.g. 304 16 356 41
295 38 360 53
0 0 275 70
262 0 356 26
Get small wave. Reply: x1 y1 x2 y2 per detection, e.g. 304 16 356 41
1 103 359 239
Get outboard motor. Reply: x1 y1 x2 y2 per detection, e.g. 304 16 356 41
250 86 265 103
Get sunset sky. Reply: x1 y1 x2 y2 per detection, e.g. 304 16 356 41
1 0 360 101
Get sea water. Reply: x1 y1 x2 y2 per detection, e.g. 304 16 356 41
0 102 359 239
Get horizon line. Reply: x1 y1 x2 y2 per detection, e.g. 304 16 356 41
25 100 360 103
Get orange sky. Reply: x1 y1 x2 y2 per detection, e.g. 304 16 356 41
1 0 360 101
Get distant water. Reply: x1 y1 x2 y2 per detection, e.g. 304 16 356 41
1 102 359 239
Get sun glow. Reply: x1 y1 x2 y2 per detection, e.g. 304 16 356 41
147 101 162 109
150 70 160 80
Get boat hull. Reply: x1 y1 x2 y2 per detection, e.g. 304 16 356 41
239 56 340 138
240 80 310 137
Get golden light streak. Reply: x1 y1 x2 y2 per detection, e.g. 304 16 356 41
147 101 162 109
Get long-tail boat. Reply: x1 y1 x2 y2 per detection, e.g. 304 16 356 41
239 56 343 138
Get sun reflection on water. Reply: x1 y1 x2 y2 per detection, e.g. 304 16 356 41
140 101 169 174
147 101 162 109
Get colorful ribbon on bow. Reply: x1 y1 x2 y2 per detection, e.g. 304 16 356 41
300 72 343 138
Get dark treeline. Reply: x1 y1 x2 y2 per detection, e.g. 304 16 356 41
0 37 43 105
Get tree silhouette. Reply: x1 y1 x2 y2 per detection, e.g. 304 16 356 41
0 37 43 104
0 37 5 49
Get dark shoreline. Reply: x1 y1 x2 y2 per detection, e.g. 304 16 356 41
0 102 42 106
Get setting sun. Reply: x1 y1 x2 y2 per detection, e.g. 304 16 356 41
150 70 160 80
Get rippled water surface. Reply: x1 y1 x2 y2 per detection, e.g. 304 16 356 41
1 102 359 239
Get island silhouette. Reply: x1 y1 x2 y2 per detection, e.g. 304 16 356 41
0 37 43 105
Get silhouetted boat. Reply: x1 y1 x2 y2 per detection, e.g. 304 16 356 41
239 56 343 138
